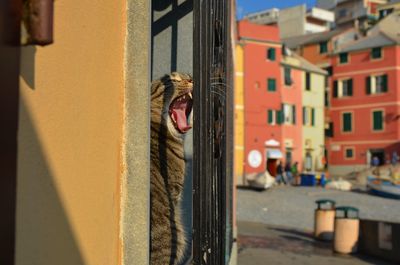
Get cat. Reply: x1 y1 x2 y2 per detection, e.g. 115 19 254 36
150 72 193 265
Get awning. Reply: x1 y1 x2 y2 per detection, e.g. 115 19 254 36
267 149 283 159
265 139 280 147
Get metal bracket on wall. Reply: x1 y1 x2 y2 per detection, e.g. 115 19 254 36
21 0 53 46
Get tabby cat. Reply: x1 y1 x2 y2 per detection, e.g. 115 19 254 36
150 72 193 265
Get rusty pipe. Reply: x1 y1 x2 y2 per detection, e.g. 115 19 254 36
22 0 53 46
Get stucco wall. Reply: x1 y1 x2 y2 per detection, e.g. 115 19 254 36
234 45 245 185
16 1 126 264
278 5 306 39
302 72 325 171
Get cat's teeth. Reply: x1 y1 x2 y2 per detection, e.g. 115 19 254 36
188 92 192 99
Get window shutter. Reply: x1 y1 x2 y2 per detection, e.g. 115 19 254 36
343 113 352 132
271 48 276 61
285 67 292 86
373 111 383 130
311 108 315 126
303 107 306 125
348 79 353 96
267 48 276 61
276 110 283 125
333 80 338 98
366 76 371 95
306 72 311 91
268 110 273 124
268 78 276 92
382 74 388 92
292 105 296 124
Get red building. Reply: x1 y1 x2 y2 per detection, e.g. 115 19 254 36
237 20 283 175
328 28 400 176
237 21 311 177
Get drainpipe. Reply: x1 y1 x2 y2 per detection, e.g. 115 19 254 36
22 0 53 45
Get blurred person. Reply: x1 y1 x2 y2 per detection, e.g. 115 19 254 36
276 160 286 185
372 155 380 176
285 161 293 185
392 151 398 166
291 161 299 185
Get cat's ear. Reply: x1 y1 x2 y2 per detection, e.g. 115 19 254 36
170 72 183 82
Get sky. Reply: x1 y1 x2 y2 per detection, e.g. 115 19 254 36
237 0 317 19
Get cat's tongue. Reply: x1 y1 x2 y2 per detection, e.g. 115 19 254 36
172 106 191 133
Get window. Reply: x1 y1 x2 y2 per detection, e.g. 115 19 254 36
267 48 276 61
338 9 347 18
267 78 276 92
345 148 354 159
284 67 292 86
366 74 388 94
339 52 348 64
305 152 313 171
324 90 330 107
372 110 384 131
283 103 296 125
319 41 328 54
303 107 315 126
333 79 353 98
286 150 292 164
305 72 311 91
379 8 394 19
325 122 334 137
371 47 382 59
342 112 353 132
267 110 276 125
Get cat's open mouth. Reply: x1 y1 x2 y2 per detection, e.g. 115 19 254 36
169 92 193 134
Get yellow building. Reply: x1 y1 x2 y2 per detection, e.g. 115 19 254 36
284 53 327 172
234 44 245 185
14 1 150 265
301 66 327 172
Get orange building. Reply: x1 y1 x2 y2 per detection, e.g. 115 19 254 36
329 24 400 176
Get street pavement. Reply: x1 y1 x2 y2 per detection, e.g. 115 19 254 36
237 186 400 231
236 186 400 264
237 221 396 265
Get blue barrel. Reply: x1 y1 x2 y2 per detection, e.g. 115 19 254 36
301 173 316 186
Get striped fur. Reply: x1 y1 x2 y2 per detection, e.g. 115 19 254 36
150 73 193 265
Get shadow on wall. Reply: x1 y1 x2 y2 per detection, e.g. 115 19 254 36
151 0 193 80
15 99 85 265
20 46 36 90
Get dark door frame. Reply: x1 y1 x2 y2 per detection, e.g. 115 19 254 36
0 0 22 264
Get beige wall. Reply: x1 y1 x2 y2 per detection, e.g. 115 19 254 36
16 1 126 264
302 72 325 172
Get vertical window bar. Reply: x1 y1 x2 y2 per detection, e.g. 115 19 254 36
193 0 232 264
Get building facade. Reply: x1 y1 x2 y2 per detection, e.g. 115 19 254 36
317 0 389 29
236 20 326 180
282 54 327 172
237 21 284 176
378 0 400 19
245 5 334 39
329 30 400 176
